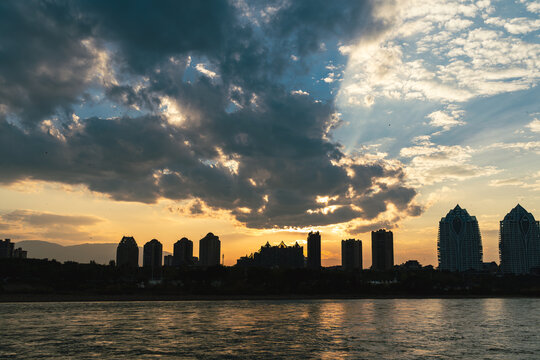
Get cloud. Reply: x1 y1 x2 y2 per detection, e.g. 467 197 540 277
0 1 107 126
189 200 205 215
263 0 390 56
350 219 396 234
489 172 540 191
400 141 499 186
195 63 219 79
347 198 422 234
364 94 375 107
485 16 540 34
489 178 527 187
0 0 421 230
426 107 465 131
338 0 540 107
487 141 540 154
400 137 540 190
2 210 103 227
0 210 104 242
526 118 540 133
520 0 540 14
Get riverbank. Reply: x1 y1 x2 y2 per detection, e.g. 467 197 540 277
2 292 539 303
3 258 540 302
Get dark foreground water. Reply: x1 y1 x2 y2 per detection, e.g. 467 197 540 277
1 299 539 359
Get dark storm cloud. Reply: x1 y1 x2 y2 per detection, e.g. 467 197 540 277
265 0 387 55
350 220 396 234
0 114 189 203
80 0 234 74
189 200 204 215
0 0 421 229
0 0 95 125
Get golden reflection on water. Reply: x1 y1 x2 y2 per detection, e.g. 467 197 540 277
1 299 540 359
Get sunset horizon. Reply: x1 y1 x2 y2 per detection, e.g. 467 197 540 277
1 0 539 269
2 200 538 268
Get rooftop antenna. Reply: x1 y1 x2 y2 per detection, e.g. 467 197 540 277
222 253 224 266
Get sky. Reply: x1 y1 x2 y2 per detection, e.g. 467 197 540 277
0 0 539 267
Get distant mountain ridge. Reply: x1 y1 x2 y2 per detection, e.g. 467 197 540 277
15 240 171 265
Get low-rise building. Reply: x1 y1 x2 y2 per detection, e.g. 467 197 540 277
164 254 174 266
236 241 304 269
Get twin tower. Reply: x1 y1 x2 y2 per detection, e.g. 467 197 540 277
438 204 540 274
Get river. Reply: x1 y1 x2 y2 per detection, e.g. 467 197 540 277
1 298 539 359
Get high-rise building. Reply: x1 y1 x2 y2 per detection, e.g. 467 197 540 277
438 205 483 272
116 236 139 267
173 237 193 266
199 232 221 267
307 231 321 269
500 204 540 274
0 239 27 259
371 229 394 270
236 241 304 269
143 239 163 269
0 239 14 258
341 239 362 271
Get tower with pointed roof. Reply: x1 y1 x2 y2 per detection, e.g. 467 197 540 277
500 204 540 274
438 205 483 271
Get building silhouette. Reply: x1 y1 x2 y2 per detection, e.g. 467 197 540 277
482 261 499 273
438 205 483 272
116 236 139 267
371 229 394 271
500 204 540 274
341 239 362 270
12 247 27 259
164 255 174 266
199 232 221 267
236 241 304 269
400 260 422 270
143 239 163 269
307 231 321 269
0 239 14 258
173 237 193 266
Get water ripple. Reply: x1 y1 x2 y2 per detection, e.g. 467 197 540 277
1 299 539 359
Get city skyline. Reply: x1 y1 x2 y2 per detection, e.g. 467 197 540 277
4 202 538 271
0 1 539 268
